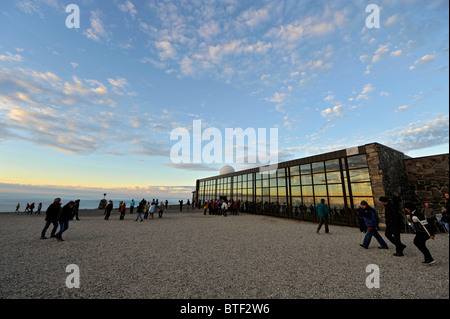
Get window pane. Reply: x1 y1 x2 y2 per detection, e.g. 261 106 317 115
263 179 270 188
291 186 301 196
292 197 302 218
351 182 373 196
352 197 374 208
270 178 277 187
347 154 368 169
263 188 270 196
349 168 371 182
277 178 286 187
328 184 344 197
300 164 311 175
302 186 313 197
301 175 313 185
326 171 341 184
290 166 300 176
290 176 300 186
270 187 277 197
312 162 325 173
278 185 287 197
325 159 340 172
277 168 285 177
314 185 327 196
313 173 326 184
302 197 316 220
329 197 347 223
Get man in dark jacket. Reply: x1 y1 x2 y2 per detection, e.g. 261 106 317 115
358 200 389 249
56 201 74 242
405 203 435 265
40 198 61 239
380 197 406 256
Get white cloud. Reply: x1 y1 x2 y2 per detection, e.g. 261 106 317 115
395 105 410 113
390 50 402 57
372 44 389 63
84 11 109 42
118 1 137 19
0 52 23 62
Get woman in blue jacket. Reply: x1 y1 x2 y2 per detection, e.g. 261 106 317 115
358 201 389 249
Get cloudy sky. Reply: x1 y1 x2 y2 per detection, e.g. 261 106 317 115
0 0 448 201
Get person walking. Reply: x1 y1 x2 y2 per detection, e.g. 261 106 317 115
15 203 20 213
119 202 126 220
36 202 42 214
135 200 144 222
158 201 165 218
149 200 156 219
405 203 435 265
71 199 80 220
104 200 113 220
438 204 449 234
56 201 74 242
358 201 389 250
316 199 330 233
130 199 135 214
40 198 61 239
422 203 436 233
379 197 406 256
222 200 228 217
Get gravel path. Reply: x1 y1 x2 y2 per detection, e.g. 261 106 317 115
0 209 448 299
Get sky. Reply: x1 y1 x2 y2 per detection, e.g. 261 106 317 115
0 0 448 202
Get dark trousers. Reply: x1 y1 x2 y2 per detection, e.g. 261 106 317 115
41 220 58 237
413 232 433 262
317 216 329 233
385 225 405 253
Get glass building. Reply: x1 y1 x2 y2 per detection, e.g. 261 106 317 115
195 143 449 228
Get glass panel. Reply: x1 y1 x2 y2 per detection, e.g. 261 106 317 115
270 187 277 197
248 173 253 181
301 175 313 185
314 185 327 196
302 186 314 197
263 188 270 196
277 168 285 177
313 173 326 184
278 185 287 197
256 180 261 188
351 182 373 196
290 166 300 176
329 197 347 224
292 197 302 218
277 178 285 187
291 186 301 197
256 188 262 196
270 178 277 187
327 184 344 197
325 159 340 172
349 168 371 182
347 154 368 169
312 162 325 173
352 197 374 209
326 171 341 184
300 164 311 175
290 176 300 186
302 197 316 220
262 179 269 188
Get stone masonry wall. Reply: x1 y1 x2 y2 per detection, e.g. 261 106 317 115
404 154 449 210
365 143 410 225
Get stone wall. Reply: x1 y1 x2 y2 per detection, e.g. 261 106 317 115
365 143 410 224
404 154 449 210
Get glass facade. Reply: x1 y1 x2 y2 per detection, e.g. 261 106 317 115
196 153 374 227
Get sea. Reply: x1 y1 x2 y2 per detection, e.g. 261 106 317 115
0 193 181 212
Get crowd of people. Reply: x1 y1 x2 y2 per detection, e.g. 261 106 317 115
33 192 449 265
318 193 449 266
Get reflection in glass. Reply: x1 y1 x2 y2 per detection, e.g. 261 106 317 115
278 185 287 197
328 197 346 223
291 186 301 197
351 182 373 196
328 184 344 197
277 168 285 177
300 164 311 175
349 168 371 182
290 166 300 176
352 197 374 209
312 162 325 173
277 178 285 187
314 185 327 196
291 176 300 186
313 173 326 184
302 185 313 197
326 171 341 184
325 159 340 172
347 154 368 169
292 197 302 218
301 175 313 185
303 197 316 220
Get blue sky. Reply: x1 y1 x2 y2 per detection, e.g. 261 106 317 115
0 0 448 201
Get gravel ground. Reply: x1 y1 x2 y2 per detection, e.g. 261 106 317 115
0 209 448 299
